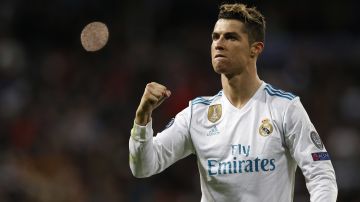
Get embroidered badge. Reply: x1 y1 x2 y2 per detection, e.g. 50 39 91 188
208 104 222 123
310 131 324 150
312 152 330 161
259 118 273 137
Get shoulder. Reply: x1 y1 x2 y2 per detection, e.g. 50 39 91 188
263 83 297 101
185 91 223 128
262 83 300 118
191 90 223 107
261 83 304 136
263 83 298 107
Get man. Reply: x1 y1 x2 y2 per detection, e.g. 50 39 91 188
129 3 338 202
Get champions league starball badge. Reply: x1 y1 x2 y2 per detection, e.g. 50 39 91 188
208 104 222 123
310 131 324 150
259 118 273 137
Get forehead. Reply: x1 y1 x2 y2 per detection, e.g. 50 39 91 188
213 19 246 34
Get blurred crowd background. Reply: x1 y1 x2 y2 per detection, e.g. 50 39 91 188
0 0 359 201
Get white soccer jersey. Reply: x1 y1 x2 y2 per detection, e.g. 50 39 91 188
129 81 338 202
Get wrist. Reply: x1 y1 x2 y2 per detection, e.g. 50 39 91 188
135 110 152 126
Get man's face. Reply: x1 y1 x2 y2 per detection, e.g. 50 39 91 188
211 19 252 75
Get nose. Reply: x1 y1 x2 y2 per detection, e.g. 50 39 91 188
213 37 225 51
215 43 224 51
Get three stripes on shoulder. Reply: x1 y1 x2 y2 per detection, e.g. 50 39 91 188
264 84 296 100
192 84 296 106
192 91 223 105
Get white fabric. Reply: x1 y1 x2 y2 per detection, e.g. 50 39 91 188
129 82 338 202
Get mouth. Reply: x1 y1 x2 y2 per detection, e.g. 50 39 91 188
214 54 226 59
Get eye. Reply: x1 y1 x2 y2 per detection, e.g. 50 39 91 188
212 33 219 41
225 35 238 41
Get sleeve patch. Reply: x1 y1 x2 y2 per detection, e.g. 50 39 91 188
310 131 324 150
311 152 330 161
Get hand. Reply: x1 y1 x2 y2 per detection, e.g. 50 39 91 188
135 82 171 125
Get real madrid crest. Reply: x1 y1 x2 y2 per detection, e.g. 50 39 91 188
208 104 222 123
259 118 273 137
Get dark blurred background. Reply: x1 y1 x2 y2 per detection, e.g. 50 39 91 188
0 0 359 201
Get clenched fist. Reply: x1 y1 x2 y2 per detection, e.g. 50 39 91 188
135 82 171 126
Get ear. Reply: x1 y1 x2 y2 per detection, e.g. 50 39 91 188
250 42 264 58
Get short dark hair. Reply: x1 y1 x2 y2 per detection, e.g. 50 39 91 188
218 3 266 44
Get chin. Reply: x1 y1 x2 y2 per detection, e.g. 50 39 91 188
214 67 224 74
213 64 229 74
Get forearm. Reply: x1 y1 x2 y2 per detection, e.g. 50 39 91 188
129 121 158 178
129 108 194 178
307 165 338 202
284 99 338 201
134 110 151 126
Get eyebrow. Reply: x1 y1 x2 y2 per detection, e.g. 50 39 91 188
212 32 241 37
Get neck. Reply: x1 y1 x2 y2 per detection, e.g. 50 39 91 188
221 68 262 109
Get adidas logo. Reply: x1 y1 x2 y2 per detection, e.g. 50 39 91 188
207 126 220 136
